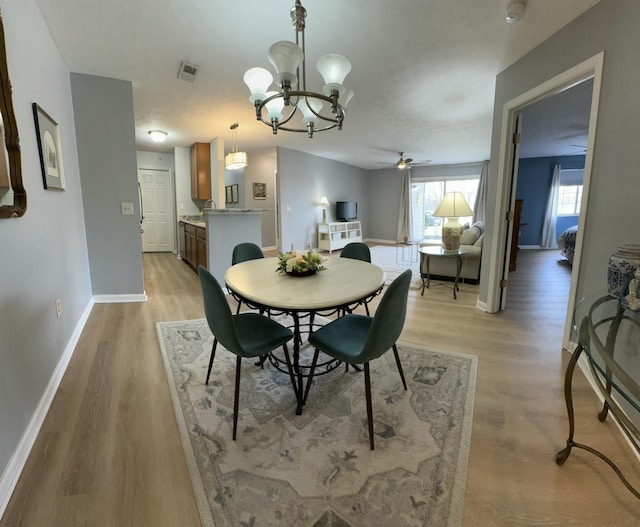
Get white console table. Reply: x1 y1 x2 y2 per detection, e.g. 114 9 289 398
317 221 362 253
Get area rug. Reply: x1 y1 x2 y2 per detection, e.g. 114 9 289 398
156 316 477 527
369 245 422 288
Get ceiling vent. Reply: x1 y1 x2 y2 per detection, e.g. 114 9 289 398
177 61 199 82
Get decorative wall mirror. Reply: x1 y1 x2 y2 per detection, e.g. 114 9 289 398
0 11 26 218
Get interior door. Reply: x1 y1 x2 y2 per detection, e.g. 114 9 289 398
138 168 172 252
499 113 523 310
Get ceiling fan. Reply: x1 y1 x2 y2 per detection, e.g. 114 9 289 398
561 144 587 155
379 152 431 170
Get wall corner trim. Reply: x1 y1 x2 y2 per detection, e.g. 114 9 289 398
93 293 148 303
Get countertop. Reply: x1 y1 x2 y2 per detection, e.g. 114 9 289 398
179 216 205 228
180 209 273 228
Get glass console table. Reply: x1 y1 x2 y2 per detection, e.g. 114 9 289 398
556 292 640 499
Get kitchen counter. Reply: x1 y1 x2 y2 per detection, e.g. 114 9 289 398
179 216 205 228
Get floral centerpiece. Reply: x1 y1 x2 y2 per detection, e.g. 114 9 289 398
276 250 326 277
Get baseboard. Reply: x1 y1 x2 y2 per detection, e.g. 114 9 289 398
475 298 488 312
366 238 396 244
0 297 94 519
93 292 148 303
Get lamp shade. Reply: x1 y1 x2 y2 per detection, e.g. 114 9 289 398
433 192 474 218
225 151 248 171
317 54 351 85
243 67 273 103
268 41 304 87
299 97 323 125
264 91 285 121
320 196 329 207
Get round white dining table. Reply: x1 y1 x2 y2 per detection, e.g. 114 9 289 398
224 256 385 413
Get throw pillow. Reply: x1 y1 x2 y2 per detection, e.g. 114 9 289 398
460 226 480 245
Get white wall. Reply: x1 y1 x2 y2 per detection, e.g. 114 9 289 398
0 0 92 504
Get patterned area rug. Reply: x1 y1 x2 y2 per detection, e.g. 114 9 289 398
369 245 422 288
156 316 477 527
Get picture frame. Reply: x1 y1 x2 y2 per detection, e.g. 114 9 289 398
253 182 266 200
225 185 232 203
231 183 239 203
33 103 65 190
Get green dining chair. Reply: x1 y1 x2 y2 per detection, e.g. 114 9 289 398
198 266 296 440
340 242 373 315
305 269 412 450
340 242 371 263
231 242 265 314
232 242 264 265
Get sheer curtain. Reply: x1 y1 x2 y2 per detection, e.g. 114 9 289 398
396 168 413 242
540 164 561 248
473 160 489 223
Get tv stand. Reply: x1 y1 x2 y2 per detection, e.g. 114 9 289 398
318 221 362 253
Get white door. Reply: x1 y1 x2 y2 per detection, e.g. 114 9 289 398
138 168 172 252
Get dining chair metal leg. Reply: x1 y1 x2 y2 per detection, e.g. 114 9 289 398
233 356 242 440
392 344 408 390
281 343 300 403
303 348 320 405
205 339 218 385
364 362 375 450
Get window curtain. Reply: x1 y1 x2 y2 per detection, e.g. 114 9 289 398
473 160 489 223
540 164 561 248
396 168 413 242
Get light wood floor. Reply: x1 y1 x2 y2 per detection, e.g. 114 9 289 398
2 249 639 526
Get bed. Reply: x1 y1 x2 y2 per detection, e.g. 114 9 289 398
558 225 578 264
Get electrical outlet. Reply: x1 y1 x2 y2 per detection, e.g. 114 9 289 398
55 298 62 318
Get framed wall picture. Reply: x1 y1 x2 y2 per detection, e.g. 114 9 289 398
231 183 239 203
32 103 65 190
253 182 266 200
225 185 232 203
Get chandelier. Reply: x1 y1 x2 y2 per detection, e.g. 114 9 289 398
243 0 353 138
224 123 248 170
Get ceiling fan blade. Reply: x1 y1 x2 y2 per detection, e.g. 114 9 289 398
405 158 414 164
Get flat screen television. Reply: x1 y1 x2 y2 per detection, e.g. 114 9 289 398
336 201 357 221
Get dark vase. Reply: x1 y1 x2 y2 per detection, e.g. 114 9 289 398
286 269 317 277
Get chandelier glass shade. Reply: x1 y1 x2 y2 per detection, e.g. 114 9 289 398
243 0 353 138
225 123 248 171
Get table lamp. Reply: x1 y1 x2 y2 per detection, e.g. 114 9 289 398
320 196 329 223
432 192 474 253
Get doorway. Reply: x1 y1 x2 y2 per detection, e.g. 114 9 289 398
138 167 174 252
486 52 604 349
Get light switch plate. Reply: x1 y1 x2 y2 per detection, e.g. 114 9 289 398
121 202 134 215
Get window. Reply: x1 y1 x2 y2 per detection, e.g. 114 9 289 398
557 184 582 215
411 177 479 242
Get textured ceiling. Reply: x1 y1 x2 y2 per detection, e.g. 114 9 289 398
34 0 600 169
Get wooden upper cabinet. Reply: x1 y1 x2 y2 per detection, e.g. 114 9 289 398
190 142 211 200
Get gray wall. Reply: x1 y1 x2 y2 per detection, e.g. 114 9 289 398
277 147 369 250
241 147 277 248
71 73 144 297
0 0 91 481
481 0 640 304
366 168 404 242
137 150 175 172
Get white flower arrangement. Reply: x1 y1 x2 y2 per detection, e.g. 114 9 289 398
276 250 326 275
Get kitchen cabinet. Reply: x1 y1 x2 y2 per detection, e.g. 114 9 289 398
190 142 211 200
196 226 207 269
182 222 207 271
